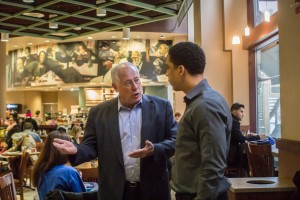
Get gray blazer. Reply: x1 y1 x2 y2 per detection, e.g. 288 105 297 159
69 94 177 200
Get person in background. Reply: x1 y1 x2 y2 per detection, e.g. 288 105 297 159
53 62 177 200
3 113 21 151
22 122 42 143
174 112 181 122
227 102 266 176
22 110 39 132
166 42 232 200
33 110 43 126
31 130 86 200
69 125 82 144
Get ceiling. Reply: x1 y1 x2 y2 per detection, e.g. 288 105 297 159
0 0 184 41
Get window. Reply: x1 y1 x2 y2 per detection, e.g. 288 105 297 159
254 0 278 26
255 36 280 138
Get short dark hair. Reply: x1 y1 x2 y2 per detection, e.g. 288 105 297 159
231 102 245 112
35 110 40 115
168 42 206 75
23 122 33 130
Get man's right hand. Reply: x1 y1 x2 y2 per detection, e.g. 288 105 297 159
259 134 267 139
53 138 77 155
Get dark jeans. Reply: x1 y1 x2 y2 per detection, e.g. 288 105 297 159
175 191 228 200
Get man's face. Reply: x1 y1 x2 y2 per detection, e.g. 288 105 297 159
158 44 168 56
232 107 245 121
166 56 181 91
131 51 141 67
112 65 142 108
16 59 24 72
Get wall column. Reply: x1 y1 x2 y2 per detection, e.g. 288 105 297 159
78 87 86 108
0 42 7 119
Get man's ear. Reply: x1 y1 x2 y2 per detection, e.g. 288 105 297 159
178 65 185 76
112 83 118 92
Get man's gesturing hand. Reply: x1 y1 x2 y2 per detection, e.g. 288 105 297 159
53 138 78 155
128 140 154 158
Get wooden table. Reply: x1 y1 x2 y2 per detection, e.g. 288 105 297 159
228 177 296 200
74 160 98 170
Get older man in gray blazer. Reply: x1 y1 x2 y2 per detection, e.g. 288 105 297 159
53 62 177 200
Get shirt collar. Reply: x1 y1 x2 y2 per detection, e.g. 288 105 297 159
184 79 208 104
118 96 143 111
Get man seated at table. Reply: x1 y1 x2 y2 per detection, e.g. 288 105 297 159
227 102 266 177
22 122 42 143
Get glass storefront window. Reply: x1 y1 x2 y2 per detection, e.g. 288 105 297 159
254 0 278 26
256 36 280 138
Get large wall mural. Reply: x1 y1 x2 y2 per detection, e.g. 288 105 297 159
7 39 172 88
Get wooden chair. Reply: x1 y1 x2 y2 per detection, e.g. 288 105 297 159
80 167 98 182
246 143 274 177
14 150 30 200
0 172 17 200
35 141 44 152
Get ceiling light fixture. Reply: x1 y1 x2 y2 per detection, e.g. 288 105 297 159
23 0 34 3
96 8 106 17
49 14 58 29
244 26 250 36
74 27 82 31
96 0 106 17
1 33 9 42
232 35 240 45
123 27 130 40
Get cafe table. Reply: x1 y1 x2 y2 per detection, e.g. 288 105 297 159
228 177 296 200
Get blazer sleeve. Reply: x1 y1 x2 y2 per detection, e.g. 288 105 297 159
69 106 98 166
152 100 177 163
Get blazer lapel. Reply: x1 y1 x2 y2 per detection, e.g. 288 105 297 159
141 95 155 145
108 99 124 167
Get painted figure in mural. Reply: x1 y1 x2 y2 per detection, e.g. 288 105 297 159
14 58 30 86
114 47 129 64
23 47 37 66
131 51 155 80
152 43 169 76
25 51 48 81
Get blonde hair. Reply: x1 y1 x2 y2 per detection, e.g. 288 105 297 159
69 125 82 137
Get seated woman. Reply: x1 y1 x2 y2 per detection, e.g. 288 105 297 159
31 130 86 200
69 125 82 144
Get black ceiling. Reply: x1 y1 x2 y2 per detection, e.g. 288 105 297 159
0 0 184 40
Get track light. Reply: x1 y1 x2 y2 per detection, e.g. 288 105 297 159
23 0 34 2
1 33 9 42
123 28 130 40
96 8 106 16
49 14 58 29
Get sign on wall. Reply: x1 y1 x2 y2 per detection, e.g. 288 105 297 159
7 39 172 88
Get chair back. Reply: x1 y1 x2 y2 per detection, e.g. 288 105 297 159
246 143 274 177
0 172 17 200
15 150 30 200
35 141 44 152
80 167 98 182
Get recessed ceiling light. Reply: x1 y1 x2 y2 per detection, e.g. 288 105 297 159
160 34 166 39
136 35 140 38
87 36 93 40
111 36 117 39
13 45 18 48
44 40 50 43
27 42 33 45
71 88 74 91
